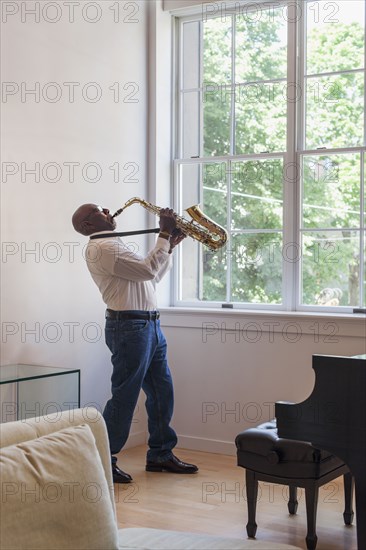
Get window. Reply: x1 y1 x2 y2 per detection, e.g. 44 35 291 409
173 0 365 311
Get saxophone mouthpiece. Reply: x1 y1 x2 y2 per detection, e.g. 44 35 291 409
112 208 123 218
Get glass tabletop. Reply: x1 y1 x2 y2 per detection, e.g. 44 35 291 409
0 364 80 384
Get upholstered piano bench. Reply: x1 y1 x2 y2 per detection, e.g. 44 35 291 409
235 420 354 550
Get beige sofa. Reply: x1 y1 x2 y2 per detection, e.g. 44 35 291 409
0 408 301 550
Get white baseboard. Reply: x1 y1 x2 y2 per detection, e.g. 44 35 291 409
175 435 236 456
124 431 236 456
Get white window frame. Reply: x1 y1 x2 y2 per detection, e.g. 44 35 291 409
172 0 366 313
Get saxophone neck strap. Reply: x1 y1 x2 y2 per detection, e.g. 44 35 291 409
89 228 160 240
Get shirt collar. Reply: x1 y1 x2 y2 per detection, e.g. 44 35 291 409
89 230 117 237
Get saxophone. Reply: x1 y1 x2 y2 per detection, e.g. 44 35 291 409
112 197 228 252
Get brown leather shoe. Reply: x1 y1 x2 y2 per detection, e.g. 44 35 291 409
146 454 198 474
112 463 133 483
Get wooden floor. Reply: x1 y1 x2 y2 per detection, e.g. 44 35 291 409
113 445 357 550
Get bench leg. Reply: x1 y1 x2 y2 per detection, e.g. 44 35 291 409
288 485 298 515
343 472 354 525
305 483 319 550
245 470 258 538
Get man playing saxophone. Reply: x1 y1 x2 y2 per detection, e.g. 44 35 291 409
72 203 198 483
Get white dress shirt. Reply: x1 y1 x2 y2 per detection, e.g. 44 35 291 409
85 231 172 311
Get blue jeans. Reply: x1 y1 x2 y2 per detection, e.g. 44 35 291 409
102 314 178 463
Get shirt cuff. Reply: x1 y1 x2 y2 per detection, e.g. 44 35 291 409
156 236 171 253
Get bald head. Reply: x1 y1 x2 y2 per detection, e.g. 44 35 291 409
72 204 96 235
72 203 116 236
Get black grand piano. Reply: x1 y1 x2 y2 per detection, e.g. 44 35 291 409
276 354 366 550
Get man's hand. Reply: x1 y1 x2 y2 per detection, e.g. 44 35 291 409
169 228 186 253
159 208 177 236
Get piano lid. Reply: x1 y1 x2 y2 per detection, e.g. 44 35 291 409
275 354 366 461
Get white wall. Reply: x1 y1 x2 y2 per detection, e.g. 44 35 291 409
1 0 151 441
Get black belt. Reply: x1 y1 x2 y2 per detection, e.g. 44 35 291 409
105 309 160 321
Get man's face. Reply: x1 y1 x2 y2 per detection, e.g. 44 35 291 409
79 204 117 234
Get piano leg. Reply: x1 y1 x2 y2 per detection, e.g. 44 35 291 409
343 473 354 526
354 472 366 550
304 483 319 550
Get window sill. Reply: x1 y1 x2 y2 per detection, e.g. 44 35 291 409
159 307 366 339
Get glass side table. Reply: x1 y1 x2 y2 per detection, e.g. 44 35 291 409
0 364 80 422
